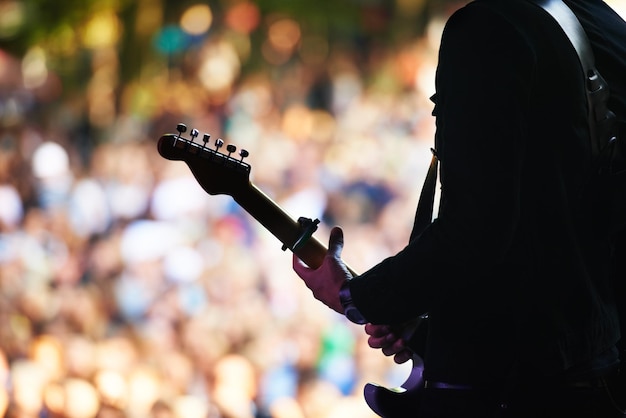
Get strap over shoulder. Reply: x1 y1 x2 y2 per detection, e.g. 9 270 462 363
529 0 620 170
528 0 595 73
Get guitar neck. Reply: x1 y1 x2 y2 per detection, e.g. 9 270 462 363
233 183 351 273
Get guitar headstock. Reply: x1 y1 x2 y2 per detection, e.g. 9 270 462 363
157 124 251 197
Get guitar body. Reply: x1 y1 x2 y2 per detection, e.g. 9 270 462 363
364 314 429 417
157 125 428 417
364 355 425 417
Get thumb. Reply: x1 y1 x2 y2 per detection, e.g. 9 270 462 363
328 226 344 260
292 252 310 277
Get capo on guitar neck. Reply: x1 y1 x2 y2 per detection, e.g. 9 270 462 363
282 217 320 252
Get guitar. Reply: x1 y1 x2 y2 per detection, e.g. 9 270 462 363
157 124 427 417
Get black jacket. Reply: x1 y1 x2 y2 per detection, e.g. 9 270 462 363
350 0 626 384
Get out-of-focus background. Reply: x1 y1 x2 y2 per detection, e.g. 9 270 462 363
1 1 624 417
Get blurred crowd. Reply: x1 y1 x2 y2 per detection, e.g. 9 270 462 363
3 0 624 415
1 1 461 418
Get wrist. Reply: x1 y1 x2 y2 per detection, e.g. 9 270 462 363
339 280 367 324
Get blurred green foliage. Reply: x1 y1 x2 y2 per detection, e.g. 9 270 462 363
0 0 455 97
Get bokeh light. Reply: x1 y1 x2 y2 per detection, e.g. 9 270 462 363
82 11 121 49
61 378 101 418
153 25 188 55
22 47 48 90
94 369 128 409
0 0 25 39
268 18 301 54
198 39 241 98
225 1 261 34
180 4 213 36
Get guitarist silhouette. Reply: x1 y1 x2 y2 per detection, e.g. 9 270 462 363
159 0 626 416
291 0 626 417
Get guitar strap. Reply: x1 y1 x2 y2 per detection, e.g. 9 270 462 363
528 0 619 165
409 148 438 242
529 0 594 74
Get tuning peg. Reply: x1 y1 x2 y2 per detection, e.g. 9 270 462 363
239 149 249 161
215 138 224 151
190 128 199 142
202 133 210 148
226 144 236 157
174 123 187 146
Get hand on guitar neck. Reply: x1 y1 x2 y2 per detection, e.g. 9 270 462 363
291 225 419 364
292 226 352 315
